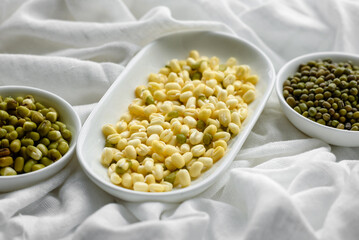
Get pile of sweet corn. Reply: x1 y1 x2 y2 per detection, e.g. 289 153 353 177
101 50 258 192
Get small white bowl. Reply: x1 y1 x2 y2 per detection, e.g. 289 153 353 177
276 52 359 147
77 30 275 202
0 86 81 192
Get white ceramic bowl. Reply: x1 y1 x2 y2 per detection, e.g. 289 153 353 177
77 30 275 202
276 52 359 147
0 86 81 192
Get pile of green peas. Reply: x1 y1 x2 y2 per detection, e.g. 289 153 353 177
0 95 72 176
283 59 359 130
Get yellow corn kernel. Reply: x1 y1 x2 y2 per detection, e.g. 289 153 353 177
212 146 225 162
226 57 237 66
152 152 165 163
243 89 255 103
115 121 127 133
228 122 241 135
130 159 140 172
149 183 165 192
204 86 214 97
147 125 164 136
181 152 192 165
145 174 156 185
136 144 150 156
128 104 144 117
218 109 231 127
121 173 133 189
213 132 231 142
183 116 197 129
198 157 213 169
160 129 174 143
128 139 141 148
226 98 238 109
193 84 205 98
236 65 250 80
213 140 228 150
124 145 137 159
169 59 181 73
152 140 166 154
245 75 259 85
164 157 177 171
191 144 206 157
113 151 124 162
171 153 185 169
110 172 122 185
144 105 157 117
137 165 147 176
189 50 200 60
143 158 154 173
107 133 121 145
189 161 204 178
102 124 117 137
175 169 191 188
130 132 147 142
146 134 160 146
189 130 203 145
153 90 167 101
133 182 149 192
101 147 113 166
203 124 217 136
152 163 164 181
165 82 181 91
238 107 248 121
164 145 179 156
223 74 236 88
116 138 127 151
204 148 214 158
198 108 212 122
161 181 173 192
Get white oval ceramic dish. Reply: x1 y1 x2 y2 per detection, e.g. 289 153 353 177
77 30 276 202
276 52 359 147
0 86 81 192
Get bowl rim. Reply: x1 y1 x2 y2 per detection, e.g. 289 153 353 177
0 85 81 180
276 51 359 136
76 30 276 200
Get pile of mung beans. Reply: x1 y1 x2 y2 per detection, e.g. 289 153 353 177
283 59 359 130
0 95 72 176
101 50 258 192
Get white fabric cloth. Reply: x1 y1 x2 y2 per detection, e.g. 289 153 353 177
0 0 358 239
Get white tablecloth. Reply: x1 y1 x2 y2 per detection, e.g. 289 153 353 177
0 0 358 239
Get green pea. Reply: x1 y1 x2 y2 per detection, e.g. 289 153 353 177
38 120 51 137
0 167 17 176
39 137 50 146
176 134 186 145
57 141 69 155
196 120 206 131
164 171 177 184
27 131 40 141
167 111 179 120
48 149 62 161
0 128 7 138
61 129 72 142
31 111 45 124
48 141 59 150
14 157 25 172
23 121 37 132
10 139 21 153
203 133 213 145
23 160 36 173
21 138 34 147
17 106 31 118
115 165 126 174
0 156 13 167
31 164 45 171
46 111 57 122
1 139 9 148
48 130 62 141
192 72 202 80
40 157 53 166
26 145 42 160
145 96 155 105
